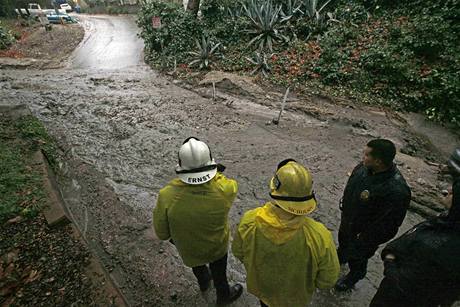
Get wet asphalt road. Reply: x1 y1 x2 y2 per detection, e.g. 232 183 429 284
2 14 454 307
70 15 145 70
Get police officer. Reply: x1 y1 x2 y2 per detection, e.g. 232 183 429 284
153 137 243 305
370 148 460 307
335 139 411 291
233 159 340 306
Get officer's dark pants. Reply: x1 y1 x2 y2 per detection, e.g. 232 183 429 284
338 224 378 284
192 254 229 295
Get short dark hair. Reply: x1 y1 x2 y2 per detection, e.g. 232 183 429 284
367 139 396 166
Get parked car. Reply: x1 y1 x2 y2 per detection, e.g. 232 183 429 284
46 12 76 24
15 3 65 17
15 3 42 17
60 3 72 13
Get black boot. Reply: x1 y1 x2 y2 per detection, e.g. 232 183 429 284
216 283 243 306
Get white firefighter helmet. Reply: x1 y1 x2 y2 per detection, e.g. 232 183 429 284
175 137 217 185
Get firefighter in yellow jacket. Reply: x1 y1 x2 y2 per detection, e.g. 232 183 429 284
153 137 243 305
232 159 340 307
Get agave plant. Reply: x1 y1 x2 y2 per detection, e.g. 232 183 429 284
188 35 221 70
280 0 304 21
303 0 333 23
279 0 304 42
243 0 288 52
227 5 245 20
247 52 271 77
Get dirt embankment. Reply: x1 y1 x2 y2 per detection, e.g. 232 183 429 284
0 20 84 69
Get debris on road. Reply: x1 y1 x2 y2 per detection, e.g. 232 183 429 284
0 20 83 69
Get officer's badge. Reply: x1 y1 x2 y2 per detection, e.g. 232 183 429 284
360 190 370 201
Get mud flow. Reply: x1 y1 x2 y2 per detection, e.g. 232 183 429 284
1 15 458 307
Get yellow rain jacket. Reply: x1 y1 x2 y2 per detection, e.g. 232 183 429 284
153 173 237 267
232 203 340 307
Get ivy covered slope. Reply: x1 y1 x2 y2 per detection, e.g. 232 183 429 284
138 0 460 126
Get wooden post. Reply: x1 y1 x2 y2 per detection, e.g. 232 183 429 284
212 82 216 100
273 86 290 125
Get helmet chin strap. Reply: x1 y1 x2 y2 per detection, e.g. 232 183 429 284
269 191 316 202
271 159 315 202
176 164 217 174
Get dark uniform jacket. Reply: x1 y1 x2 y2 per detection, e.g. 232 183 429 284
380 179 460 306
340 163 411 252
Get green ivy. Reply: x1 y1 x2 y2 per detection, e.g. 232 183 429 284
0 21 15 50
137 0 460 126
313 0 460 124
137 1 203 67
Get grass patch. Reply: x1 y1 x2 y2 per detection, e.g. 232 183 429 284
0 114 58 223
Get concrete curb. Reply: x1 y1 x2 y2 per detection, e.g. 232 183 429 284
37 150 129 306
34 150 71 227
38 140 129 306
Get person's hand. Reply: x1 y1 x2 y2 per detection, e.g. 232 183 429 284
385 254 396 261
441 187 453 210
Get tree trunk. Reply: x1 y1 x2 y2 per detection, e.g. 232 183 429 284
186 0 200 16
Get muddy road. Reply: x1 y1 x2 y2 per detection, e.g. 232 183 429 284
71 15 145 70
1 15 457 307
